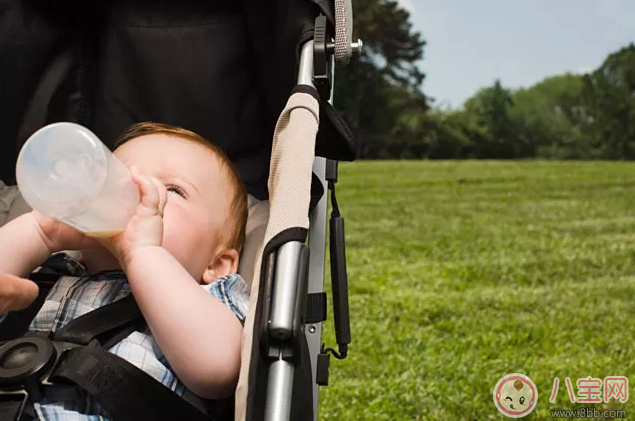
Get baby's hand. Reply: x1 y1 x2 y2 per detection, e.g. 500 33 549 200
101 167 167 268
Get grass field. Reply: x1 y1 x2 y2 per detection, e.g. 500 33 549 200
318 161 635 420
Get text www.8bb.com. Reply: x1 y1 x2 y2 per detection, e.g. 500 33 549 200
550 408 626 418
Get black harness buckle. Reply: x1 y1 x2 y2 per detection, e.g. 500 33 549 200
0 337 56 394
0 336 80 418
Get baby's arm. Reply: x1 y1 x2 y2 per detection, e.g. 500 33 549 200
125 248 242 399
0 214 52 313
0 211 97 313
102 168 242 399
0 213 54 277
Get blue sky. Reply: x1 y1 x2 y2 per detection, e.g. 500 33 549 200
398 0 635 109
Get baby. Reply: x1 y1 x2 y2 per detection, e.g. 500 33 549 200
0 122 250 420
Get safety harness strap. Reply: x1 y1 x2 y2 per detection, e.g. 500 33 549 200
50 346 212 421
51 294 143 345
0 278 220 420
50 295 215 420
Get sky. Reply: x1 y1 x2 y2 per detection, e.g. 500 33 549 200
398 0 635 109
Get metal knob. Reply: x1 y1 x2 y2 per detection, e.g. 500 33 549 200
351 39 363 54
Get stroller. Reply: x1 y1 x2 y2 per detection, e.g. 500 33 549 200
0 0 361 420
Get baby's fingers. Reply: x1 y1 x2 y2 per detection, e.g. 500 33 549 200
131 167 166 217
149 176 167 215
0 273 39 313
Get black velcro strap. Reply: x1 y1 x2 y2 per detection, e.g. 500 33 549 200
316 102 358 162
52 294 143 345
306 293 327 324
50 346 210 421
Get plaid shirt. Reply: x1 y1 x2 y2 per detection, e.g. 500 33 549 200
13 253 250 421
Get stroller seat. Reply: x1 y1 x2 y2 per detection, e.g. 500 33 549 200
0 0 359 419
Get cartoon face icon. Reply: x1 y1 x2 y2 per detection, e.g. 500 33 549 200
493 374 538 418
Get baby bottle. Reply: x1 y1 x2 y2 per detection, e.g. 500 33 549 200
16 122 139 237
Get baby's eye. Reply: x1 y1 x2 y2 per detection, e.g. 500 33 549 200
519 396 525 405
505 397 513 401
166 185 187 198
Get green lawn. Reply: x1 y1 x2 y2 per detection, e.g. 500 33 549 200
318 161 635 420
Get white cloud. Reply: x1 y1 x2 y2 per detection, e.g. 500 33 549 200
398 0 415 13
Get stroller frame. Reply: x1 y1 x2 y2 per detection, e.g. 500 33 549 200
263 40 324 421
262 33 360 420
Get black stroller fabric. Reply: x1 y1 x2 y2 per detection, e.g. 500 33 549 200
0 0 356 200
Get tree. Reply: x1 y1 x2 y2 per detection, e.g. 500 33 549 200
333 5 634 161
334 0 428 158
510 73 588 159
581 43 635 159
462 80 517 158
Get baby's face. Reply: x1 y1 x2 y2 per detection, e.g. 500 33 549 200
114 134 231 280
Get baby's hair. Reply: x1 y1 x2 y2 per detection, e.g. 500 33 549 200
513 380 523 391
114 122 248 256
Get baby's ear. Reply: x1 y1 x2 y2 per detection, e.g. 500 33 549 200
201 248 239 284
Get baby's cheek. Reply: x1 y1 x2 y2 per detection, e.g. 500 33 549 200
161 208 193 256
164 217 210 272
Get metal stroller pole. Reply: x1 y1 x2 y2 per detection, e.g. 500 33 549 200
265 242 304 421
263 40 315 421
297 41 315 87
